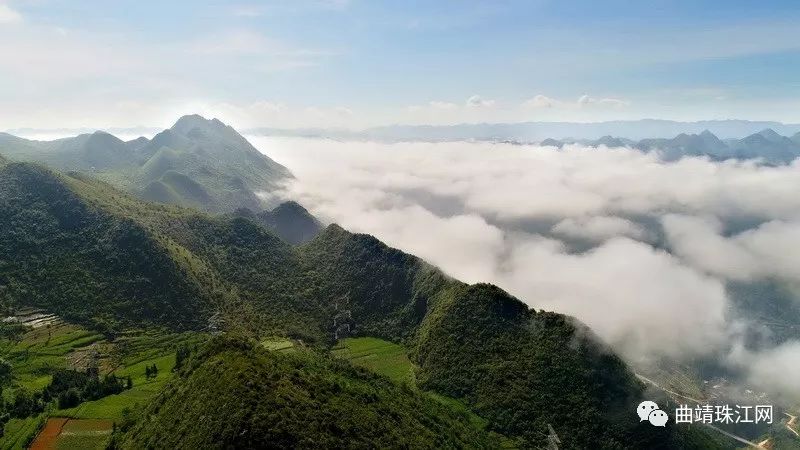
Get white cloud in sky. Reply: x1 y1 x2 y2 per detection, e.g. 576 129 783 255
0 26 142 82
522 94 557 109
466 94 496 108
3 3 800 128
400 93 631 126
578 94 630 107
521 94 630 111
0 3 21 24
0 19 336 128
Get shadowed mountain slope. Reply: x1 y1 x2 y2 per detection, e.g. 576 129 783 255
255 201 323 245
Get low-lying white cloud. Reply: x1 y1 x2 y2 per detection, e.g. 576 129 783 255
498 236 728 360
251 136 800 396
664 214 800 284
552 215 651 243
729 340 800 401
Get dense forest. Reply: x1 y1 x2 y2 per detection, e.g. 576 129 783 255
114 336 499 449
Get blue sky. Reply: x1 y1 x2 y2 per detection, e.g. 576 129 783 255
1 0 800 129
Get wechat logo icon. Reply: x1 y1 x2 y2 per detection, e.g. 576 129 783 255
638 401 669 427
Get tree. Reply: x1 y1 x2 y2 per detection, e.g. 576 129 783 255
126 375 133 389
174 345 190 372
145 366 152 380
0 412 9 437
58 388 81 409
11 389 34 418
0 358 12 387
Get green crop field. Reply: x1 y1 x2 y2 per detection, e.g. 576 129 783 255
53 419 113 450
57 331 205 421
261 337 297 352
330 337 517 445
0 324 105 396
332 337 415 386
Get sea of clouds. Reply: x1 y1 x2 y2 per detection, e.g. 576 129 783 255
250 136 800 399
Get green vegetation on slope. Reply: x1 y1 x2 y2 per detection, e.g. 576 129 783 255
332 337 501 441
0 163 218 330
0 115 292 213
301 227 723 449
116 337 498 449
0 415 44 450
0 162 718 448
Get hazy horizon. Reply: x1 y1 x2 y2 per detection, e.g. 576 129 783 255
6 116 800 143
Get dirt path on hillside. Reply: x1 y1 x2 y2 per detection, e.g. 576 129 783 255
785 413 799 438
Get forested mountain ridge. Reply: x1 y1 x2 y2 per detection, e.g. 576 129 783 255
0 161 221 331
0 115 292 213
116 336 500 449
0 156 714 448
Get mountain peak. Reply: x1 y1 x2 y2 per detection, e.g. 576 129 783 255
271 200 309 214
756 128 783 142
86 130 124 145
173 113 208 124
540 138 564 148
256 200 322 245
171 114 229 136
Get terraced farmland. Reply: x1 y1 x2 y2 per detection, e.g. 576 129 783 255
29 418 112 450
332 337 415 386
0 320 206 448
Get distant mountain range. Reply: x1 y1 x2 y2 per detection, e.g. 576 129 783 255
248 119 800 142
543 128 800 164
0 115 291 213
248 122 800 164
11 118 800 144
